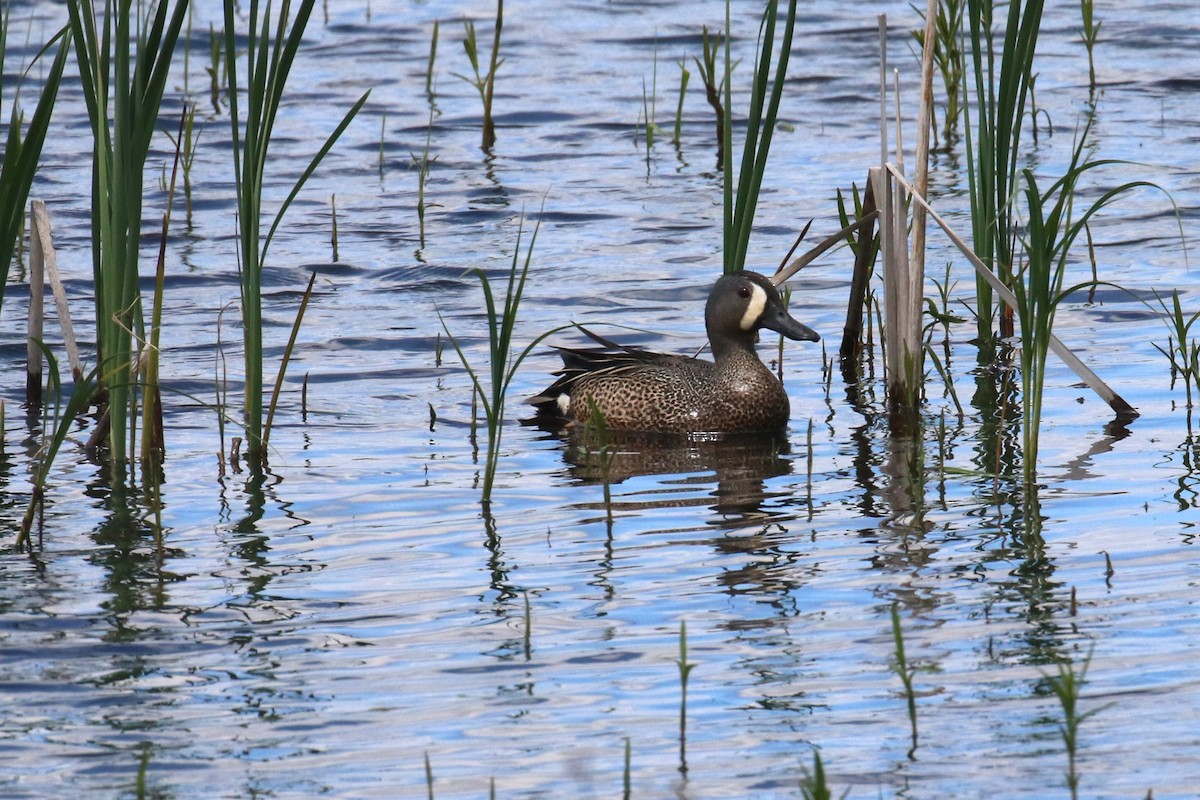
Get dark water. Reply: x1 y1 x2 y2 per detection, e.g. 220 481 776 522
1 1 1199 797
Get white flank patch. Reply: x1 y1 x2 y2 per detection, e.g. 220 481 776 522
556 393 572 415
739 283 768 330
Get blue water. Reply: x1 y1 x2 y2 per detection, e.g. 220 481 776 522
1 1 1199 797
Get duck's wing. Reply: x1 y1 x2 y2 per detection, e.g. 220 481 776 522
527 326 692 412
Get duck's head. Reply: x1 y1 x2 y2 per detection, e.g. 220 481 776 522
706 270 819 354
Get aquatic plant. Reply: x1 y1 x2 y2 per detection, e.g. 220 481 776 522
141 109 190 466
693 25 728 167
455 0 503 151
1042 647 1102 800
162 101 200 226
1079 0 1101 94
798 750 844 800
963 0 1043 347
672 58 689 147
223 0 370 464
890 603 919 756
675 620 696 774
205 23 224 113
911 0 965 146
1010 115 1153 489
19 352 98 548
426 19 439 99
639 39 659 160
724 0 798 275
0 15 70 315
439 214 562 505
622 737 632 800
262 272 317 454
413 109 437 248
1151 289 1200 410
68 0 189 473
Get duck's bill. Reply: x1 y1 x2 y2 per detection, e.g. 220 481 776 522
763 305 820 342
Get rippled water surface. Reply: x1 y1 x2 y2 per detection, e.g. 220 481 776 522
2 1 1200 797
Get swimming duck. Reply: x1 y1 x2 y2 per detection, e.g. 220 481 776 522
529 270 819 434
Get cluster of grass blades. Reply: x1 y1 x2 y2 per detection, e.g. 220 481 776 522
722 0 797 275
223 0 369 466
439 213 565 507
0 13 70 317
962 0 1043 348
1010 113 1158 491
68 0 189 479
910 0 965 147
1151 290 1200 415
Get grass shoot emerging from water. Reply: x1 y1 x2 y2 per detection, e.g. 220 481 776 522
1151 289 1200 413
890 602 919 757
1011 113 1155 489
1079 0 1101 94
1043 646 1102 800
439 213 563 506
455 0 503 151
799 750 843 800
675 620 696 775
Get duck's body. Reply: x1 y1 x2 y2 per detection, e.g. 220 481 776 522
529 271 819 435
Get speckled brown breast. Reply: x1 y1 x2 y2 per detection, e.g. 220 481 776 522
567 349 790 434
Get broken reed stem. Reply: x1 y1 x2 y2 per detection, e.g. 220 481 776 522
26 204 45 405
889 164 1137 419
32 202 81 383
330 193 339 262
910 0 938 278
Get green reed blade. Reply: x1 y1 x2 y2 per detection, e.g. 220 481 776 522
0 24 70 313
225 0 366 463
723 0 797 275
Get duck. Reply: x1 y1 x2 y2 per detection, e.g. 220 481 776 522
528 270 819 434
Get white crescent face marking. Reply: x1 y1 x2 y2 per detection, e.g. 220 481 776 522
556 393 572 415
739 283 769 331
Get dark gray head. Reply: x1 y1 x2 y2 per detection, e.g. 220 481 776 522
705 270 819 356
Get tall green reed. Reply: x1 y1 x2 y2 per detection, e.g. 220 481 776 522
68 0 189 473
0 16 70 315
223 0 369 464
963 0 1043 346
723 0 797 275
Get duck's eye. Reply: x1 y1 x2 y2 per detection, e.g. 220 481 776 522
738 286 751 299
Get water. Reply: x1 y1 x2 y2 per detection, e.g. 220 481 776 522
2 1 1199 797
